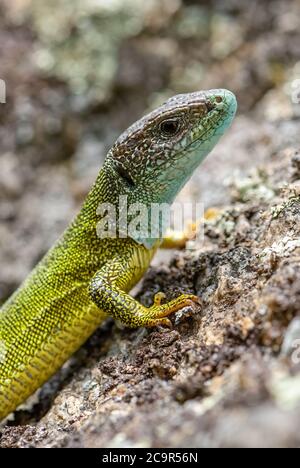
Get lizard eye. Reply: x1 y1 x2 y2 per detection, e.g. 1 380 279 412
159 118 181 137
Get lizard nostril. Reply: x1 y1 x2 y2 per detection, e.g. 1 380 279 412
215 96 223 103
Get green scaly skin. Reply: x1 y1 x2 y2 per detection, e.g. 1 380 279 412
0 89 237 421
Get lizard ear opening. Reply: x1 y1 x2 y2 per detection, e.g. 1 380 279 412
114 164 135 187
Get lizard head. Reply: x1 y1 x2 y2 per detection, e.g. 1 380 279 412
108 89 237 204
104 89 237 246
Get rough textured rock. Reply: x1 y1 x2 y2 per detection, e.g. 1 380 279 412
1 0 300 448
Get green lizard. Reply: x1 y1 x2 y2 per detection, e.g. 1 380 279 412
0 89 237 422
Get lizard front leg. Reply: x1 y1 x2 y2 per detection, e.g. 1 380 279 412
89 257 200 328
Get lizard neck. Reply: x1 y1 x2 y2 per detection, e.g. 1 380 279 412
72 163 163 249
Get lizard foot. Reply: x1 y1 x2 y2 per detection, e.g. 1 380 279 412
142 294 201 328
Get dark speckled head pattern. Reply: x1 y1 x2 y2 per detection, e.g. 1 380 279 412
107 89 236 200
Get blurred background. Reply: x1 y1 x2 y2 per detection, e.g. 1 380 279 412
0 0 300 304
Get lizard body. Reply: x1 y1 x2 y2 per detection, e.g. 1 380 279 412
0 89 237 421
